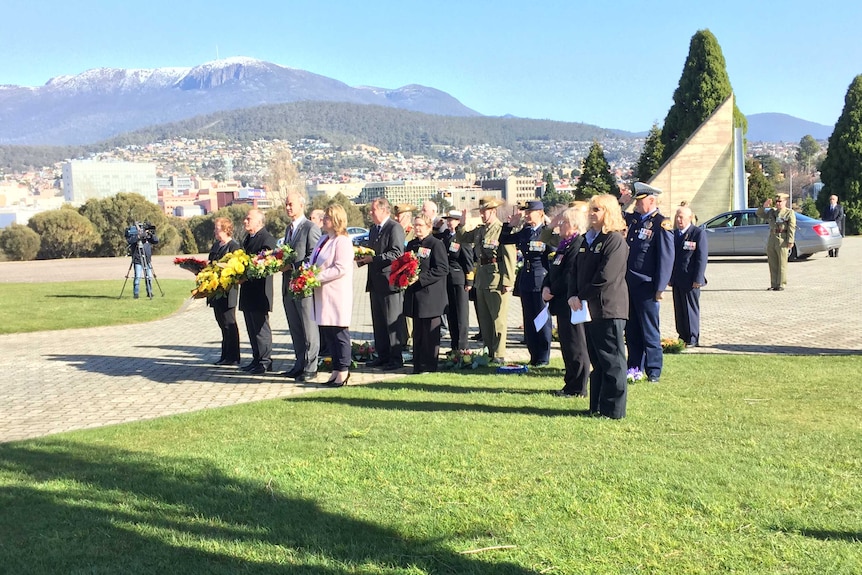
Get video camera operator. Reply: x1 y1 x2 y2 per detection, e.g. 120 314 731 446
126 223 159 299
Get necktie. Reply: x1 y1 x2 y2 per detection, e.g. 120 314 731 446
287 223 294 243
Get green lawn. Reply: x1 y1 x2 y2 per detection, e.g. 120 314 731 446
0 280 192 333
1 355 859 574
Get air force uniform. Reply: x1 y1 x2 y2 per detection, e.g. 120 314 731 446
624 183 674 381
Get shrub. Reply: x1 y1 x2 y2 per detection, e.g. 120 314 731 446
0 224 41 261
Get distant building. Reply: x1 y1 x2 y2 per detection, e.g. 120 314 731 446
477 176 541 206
62 160 158 205
356 180 438 206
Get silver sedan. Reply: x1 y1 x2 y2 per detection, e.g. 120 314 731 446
701 208 843 260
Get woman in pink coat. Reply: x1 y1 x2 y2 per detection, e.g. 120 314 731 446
311 204 354 386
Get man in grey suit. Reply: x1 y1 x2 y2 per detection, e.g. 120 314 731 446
282 193 322 381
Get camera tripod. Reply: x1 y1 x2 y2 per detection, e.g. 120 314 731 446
118 241 164 299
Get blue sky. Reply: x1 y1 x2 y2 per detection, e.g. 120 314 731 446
3 0 859 132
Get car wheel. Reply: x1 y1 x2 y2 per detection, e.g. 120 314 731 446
789 245 799 261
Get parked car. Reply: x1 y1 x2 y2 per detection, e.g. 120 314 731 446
351 232 369 246
700 208 843 260
347 227 368 243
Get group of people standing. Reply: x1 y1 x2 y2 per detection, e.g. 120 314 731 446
204 183 716 420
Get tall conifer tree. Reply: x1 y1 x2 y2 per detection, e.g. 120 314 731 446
634 123 665 182
660 29 747 162
819 74 862 234
574 142 617 200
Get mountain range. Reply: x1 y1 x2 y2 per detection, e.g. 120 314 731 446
0 56 834 147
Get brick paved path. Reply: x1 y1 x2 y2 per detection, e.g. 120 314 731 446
1 238 859 442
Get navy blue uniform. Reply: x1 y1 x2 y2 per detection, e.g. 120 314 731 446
669 224 708 347
501 222 553 365
624 210 674 380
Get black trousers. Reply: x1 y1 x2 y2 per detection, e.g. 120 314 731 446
213 301 240 362
242 310 272 369
412 316 442 373
321 326 351 371
672 286 701 347
555 313 589 395
370 290 404 363
585 318 627 419
446 281 469 350
521 290 551 364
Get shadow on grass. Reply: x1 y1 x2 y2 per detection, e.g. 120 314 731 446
797 529 862 542
0 441 539 574
709 344 862 356
292 395 592 418
365 381 557 396
46 294 122 299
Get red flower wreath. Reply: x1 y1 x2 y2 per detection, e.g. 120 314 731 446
388 251 420 291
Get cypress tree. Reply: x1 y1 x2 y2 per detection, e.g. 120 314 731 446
574 142 617 200
634 123 665 182
660 29 747 161
819 74 862 235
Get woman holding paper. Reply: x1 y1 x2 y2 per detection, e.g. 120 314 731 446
542 206 589 397
569 194 629 419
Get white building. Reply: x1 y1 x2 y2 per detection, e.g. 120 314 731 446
62 160 158 205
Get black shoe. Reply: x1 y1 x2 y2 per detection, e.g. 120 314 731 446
531 361 550 367
647 375 660 383
282 366 303 378
249 364 268 375
383 360 404 370
295 371 318 382
552 389 575 398
775 286 785 291
470 333 483 341
366 358 387 368
326 373 351 387
214 358 239 366
240 362 259 372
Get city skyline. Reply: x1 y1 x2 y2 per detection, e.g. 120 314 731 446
2 0 859 133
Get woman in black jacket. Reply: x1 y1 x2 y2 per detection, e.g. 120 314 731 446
569 194 629 419
542 206 589 397
404 214 449 373
208 217 242 365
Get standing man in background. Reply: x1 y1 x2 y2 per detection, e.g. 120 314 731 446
358 197 406 369
623 182 674 383
669 205 708 348
437 210 474 352
457 197 516 363
820 194 845 257
282 193 321 381
757 193 796 291
239 209 278 374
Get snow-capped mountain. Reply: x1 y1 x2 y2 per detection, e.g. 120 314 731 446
0 57 480 145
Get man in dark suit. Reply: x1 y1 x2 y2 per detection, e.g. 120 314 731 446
820 194 846 257
282 193 322 381
669 205 708 348
239 209 277 375
357 197 406 369
436 210 474 352
622 182 675 383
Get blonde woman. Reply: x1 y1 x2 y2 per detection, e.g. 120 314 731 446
310 204 354 386
569 194 629 419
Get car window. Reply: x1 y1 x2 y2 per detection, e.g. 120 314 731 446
706 214 737 229
739 213 766 226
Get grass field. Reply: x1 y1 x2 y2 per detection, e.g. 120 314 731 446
1 355 860 574
0 280 192 333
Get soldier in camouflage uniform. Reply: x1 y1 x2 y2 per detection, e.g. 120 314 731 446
756 193 796 291
457 197 516 362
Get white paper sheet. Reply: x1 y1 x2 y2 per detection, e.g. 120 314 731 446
570 300 592 325
533 304 550 332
